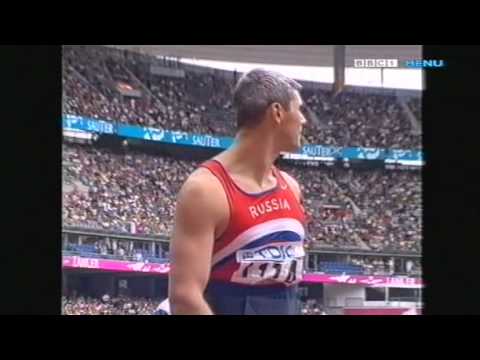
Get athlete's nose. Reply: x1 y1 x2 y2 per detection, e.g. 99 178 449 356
300 114 307 125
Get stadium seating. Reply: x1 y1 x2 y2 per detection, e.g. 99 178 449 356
62 45 422 150
318 261 364 275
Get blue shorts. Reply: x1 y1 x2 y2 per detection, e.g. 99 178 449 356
153 309 169 315
205 281 299 315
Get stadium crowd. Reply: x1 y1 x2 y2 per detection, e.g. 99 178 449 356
349 256 421 276
61 294 330 315
63 143 195 236
286 164 421 253
408 97 422 121
62 295 161 315
63 142 421 254
62 45 421 150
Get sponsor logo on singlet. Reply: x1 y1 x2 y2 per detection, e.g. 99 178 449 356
232 242 305 286
236 242 304 263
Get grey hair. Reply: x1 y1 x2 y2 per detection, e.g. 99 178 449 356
232 68 302 129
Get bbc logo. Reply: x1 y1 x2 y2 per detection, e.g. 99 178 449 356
354 59 399 68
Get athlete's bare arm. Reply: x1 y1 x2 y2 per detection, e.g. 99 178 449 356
168 168 229 315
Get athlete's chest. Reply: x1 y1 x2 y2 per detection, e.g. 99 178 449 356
229 173 278 194
238 195 299 225
213 192 304 248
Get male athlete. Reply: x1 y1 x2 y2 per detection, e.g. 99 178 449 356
168 68 308 315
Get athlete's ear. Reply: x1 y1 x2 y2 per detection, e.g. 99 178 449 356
271 102 283 125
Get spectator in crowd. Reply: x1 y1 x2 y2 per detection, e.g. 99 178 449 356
406 259 413 273
408 97 422 121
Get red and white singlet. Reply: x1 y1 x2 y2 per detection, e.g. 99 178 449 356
200 159 307 287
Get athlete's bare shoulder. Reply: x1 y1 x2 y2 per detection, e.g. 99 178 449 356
179 167 224 203
279 170 302 202
184 167 220 188
176 166 229 228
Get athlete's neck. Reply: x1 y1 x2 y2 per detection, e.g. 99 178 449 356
224 128 280 187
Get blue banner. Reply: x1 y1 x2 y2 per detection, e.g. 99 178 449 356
62 115 423 165
300 145 344 158
385 148 423 162
63 114 115 135
300 145 423 163
116 123 232 149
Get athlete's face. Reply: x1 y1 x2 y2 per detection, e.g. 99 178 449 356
277 91 307 152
